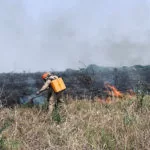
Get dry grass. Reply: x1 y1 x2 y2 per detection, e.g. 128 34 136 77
0 96 150 150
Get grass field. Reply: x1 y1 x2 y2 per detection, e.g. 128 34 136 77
0 96 150 150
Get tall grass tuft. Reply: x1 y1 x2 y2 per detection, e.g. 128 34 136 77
0 96 150 150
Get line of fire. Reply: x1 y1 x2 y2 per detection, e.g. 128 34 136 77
0 64 150 106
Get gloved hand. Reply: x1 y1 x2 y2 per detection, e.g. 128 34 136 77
36 91 40 95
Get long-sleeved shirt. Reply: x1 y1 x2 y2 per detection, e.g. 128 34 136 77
39 75 58 93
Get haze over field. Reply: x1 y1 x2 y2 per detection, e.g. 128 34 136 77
0 0 150 72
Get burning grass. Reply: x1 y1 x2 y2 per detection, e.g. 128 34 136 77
0 96 150 150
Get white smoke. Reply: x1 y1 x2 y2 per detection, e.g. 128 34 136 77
0 0 150 72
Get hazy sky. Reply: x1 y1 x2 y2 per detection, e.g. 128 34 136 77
1 0 150 72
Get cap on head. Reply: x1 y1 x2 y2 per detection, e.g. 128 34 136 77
42 72 51 80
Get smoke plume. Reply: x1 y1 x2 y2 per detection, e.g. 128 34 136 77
0 0 150 72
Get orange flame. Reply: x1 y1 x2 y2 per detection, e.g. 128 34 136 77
96 83 136 104
105 83 123 98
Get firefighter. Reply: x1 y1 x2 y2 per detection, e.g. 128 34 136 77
36 72 63 114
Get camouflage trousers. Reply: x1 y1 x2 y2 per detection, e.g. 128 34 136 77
47 89 63 114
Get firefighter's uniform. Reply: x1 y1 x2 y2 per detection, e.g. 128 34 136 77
37 73 62 113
